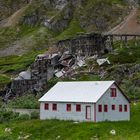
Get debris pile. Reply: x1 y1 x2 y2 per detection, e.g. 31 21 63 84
1 46 111 101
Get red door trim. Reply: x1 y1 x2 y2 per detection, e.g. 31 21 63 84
94 103 96 122
86 106 91 120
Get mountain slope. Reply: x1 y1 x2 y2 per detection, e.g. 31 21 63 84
1 5 29 27
0 0 140 97
0 0 129 56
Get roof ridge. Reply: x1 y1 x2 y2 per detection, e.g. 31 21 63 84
58 81 115 83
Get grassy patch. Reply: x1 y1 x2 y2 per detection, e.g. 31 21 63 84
0 49 45 88
107 40 140 64
56 19 85 41
0 26 52 49
120 80 140 101
0 26 39 49
0 103 139 139
0 74 11 89
5 93 42 109
0 27 19 49
0 50 45 74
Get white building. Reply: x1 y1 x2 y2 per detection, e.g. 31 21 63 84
39 81 130 122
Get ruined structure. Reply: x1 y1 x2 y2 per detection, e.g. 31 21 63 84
57 33 140 53
57 33 108 56
2 52 62 101
2 33 140 101
104 34 140 47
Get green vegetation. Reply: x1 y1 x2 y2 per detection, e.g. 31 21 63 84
0 50 45 89
0 50 44 74
0 0 27 20
107 40 140 64
0 74 11 89
121 80 140 101
0 110 20 123
0 26 53 49
0 109 39 123
0 27 20 49
0 103 139 139
5 93 42 109
56 19 85 40
76 0 127 32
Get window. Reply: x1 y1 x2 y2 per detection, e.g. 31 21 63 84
104 105 108 112
124 105 128 112
76 104 81 112
110 88 117 97
44 103 49 110
112 105 115 110
98 104 102 112
66 104 71 111
52 104 57 111
119 105 122 112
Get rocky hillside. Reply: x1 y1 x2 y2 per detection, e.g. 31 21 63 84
0 0 140 104
0 0 129 55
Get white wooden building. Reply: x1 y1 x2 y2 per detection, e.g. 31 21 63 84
39 81 130 122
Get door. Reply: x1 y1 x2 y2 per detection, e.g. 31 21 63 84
86 106 91 120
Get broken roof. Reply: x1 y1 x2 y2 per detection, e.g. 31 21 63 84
39 81 116 103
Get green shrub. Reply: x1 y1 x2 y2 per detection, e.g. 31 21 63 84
0 136 12 140
107 40 140 64
6 94 41 109
31 111 39 119
17 114 30 120
0 110 19 123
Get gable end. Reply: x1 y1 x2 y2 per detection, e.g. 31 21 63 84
96 82 130 103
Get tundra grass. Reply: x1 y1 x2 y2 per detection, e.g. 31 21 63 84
0 103 139 140
0 50 45 74
0 74 11 89
0 50 45 89
107 40 140 64
56 19 85 41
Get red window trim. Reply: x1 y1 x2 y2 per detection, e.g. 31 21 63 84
124 105 128 112
104 105 108 112
76 104 81 112
44 103 49 110
98 104 102 112
52 104 57 111
112 104 115 110
119 105 122 112
66 104 71 112
110 88 117 97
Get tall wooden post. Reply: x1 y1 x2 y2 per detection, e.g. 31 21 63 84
124 36 128 47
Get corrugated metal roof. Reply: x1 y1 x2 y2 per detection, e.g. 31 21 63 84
39 81 115 103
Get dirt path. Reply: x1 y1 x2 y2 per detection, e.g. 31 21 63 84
0 5 29 27
107 7 140 34
4 6 28 27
